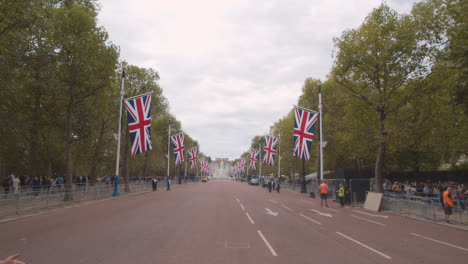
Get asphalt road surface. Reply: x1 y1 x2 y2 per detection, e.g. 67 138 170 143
1 180 467 264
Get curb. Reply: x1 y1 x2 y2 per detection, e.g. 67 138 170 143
382 210 468 232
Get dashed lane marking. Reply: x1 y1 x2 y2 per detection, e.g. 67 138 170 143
269 199 278 204
325 207 338 212
310 209 333 218
239 203 245 211
352 210 389 218
410 233 468 252
281 204 293 211
351 214 386 226
246 212 255 224
336 232 391 259
257 230 278 256
299 214 321 225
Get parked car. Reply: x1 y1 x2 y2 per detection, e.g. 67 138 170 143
249 178 260 186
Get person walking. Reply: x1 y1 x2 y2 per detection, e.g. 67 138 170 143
166 177 171 191
276 180 280 193
12 177 20 196
320 181 329 207
267 180 272 193
152 177 158 191
443 187 454 223
338 183 345 207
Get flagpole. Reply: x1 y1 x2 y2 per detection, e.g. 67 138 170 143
278 132 281 180
184 149 187 183
259 143 262 178
167 120 171 180
319 85 324 181
114 61 127 197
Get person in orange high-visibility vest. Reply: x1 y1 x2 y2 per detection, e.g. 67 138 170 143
320 181 329 207
443 187 454 223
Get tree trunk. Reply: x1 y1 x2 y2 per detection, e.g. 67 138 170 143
89 119 106 186
64 102 74 201
374 110 386 193
29 91 41 178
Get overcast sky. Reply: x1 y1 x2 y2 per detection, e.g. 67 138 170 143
97 0 417 160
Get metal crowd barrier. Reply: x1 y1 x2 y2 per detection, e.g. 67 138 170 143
381 192 468 225
0 179 196 220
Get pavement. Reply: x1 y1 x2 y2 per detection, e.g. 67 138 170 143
0 180 467 264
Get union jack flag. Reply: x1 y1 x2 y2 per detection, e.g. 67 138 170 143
124 93 152 155
263 135 278 166
188 147 197 169
240 159 246 173
249 149 259 170
171 133 185 165
293 107 318 161
200 159 206 173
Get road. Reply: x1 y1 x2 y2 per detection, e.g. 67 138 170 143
0 180 467 263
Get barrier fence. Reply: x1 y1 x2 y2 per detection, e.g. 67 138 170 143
0 179 197 220
381 192 468 225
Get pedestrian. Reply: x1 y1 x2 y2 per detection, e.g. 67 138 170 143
276 181 280 193
166 177 171 191
320 181 329 207
152 177 158 191
272 180 276 191
13 177 20 196
56 176 64 194
81 176 87 191
443 187 454 224
338 183 345 207
32 177 40 197
267 180 272 192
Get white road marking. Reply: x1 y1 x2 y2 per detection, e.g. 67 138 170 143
281 204 293 211
246 212 255 224
325 207 338 212
302 200 314 205
235 198 240 203
257 230 278 256
352 210 389 218
351 215 386 226
310 209 333 218
239 203 245 211
269 199 278 204
266 208 279 216
299 214 321 225
410 233 468 252
336 232 391 259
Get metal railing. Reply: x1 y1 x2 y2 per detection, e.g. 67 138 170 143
381 192 468 225
0 179 197 220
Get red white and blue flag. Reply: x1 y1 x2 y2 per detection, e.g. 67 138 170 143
263 135 278 166
200 159 206 173
124 93 152 155
171 133 185 165
240 159 246 173
249 149 259 170
293 107 318 161
188 147 197 169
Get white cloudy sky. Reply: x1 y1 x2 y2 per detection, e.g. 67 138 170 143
97 0 417 160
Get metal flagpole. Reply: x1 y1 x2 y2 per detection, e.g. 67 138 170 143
319 85 324 181
278 132 281 179
114 61 127 197
184 150 187 183
167 120 171 180
259 143 262 178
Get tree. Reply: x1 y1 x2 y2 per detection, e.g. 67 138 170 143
332 4 442 192
53 0 119 200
